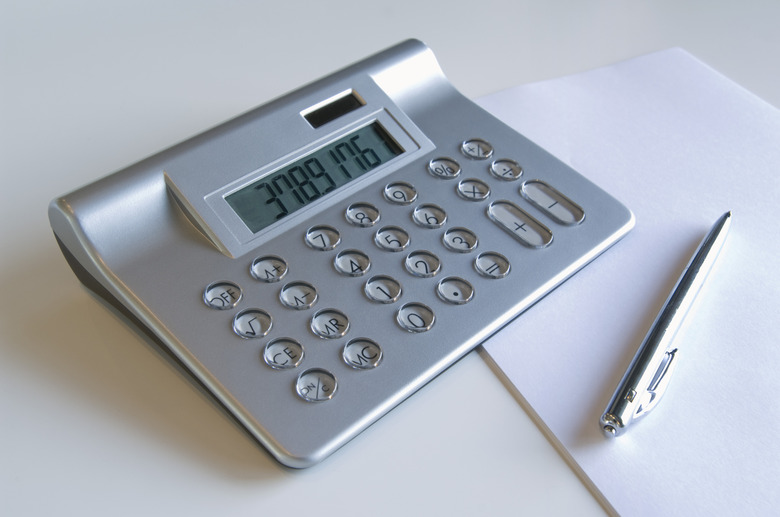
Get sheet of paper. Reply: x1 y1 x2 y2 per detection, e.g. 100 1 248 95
477 48 780 516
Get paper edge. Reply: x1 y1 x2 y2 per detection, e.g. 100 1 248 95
477 348 618 517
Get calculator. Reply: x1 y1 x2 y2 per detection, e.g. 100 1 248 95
49 39 634 467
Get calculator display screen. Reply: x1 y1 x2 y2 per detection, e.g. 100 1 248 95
226 122 403 233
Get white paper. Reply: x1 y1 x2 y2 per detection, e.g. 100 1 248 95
477 49 780 516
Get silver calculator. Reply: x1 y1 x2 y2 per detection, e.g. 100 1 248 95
49 40 634 467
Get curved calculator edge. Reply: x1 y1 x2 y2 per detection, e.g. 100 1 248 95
47 38 636 469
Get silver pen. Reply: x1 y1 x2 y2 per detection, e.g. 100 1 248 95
601 211 732 437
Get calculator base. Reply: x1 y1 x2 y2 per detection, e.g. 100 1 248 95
49 39 634 468
56 231 628 468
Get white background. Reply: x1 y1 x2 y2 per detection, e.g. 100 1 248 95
2 1 778 515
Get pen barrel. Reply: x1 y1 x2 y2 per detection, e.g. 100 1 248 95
601 212 731 436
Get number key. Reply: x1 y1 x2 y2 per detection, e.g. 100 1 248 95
345 202 380 227
404 250 441 278
305 225 341 250
383 182 417 205
396 302 435 333
364 275 402 303
412 204 447 229
375 226 410 252
442 227 478 253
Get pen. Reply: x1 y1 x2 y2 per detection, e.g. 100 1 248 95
600 211 732 437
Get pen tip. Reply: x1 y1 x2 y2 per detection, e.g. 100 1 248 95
602 424 617 437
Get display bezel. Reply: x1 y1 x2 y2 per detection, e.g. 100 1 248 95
204 109 424 248
225 121 402 234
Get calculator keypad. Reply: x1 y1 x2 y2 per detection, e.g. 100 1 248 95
396 302 435 333
305 225 341 250
521 180 585 225
412 204 447 228
383 181 417 205
204 137 588 406
489 159 523 181
250 255 288 282
364 275 402 303
334 249 371 276
310 309 350 339
404 250 441 278
345 202 381 227
232 308 272 339
436 277 474 305
488 200 553 248
442 227 479 252
374 226 410 252
457 178 491 201
296 369 337 402
427 158 461 179
203 281 242 310
263 338 304 369
475 252 511 279
279 282 318 310
461 138 494 160
342 339 383 369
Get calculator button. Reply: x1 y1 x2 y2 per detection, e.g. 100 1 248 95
311 309 350 339
203 281 242 310
343 339 383 369
521 180 585 225
474 252 511 279
364 275 402 303
457 178 490 201
232 308 272 339
427 157 461 179
437 277 474 305
250 255 288 283
375 226 410 252
305 225 341 250
263 338 304 370
334 249 371 276
296 368 337 402
412 204 447 229
279 281 318 310
489 159 523 181
442 227 478 253
397 303 435 333
487 200 553 248
383 181 417 205
461 138 493 160
345 202 380 227
404 250 441 278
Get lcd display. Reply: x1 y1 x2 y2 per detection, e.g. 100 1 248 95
226 122 403 233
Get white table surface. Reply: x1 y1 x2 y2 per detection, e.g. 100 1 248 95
2 2 778 515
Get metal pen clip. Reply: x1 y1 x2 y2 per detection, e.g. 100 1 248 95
601 211 731 437
635 347 677 418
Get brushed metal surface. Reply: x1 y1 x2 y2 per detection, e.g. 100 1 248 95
49 39 634 467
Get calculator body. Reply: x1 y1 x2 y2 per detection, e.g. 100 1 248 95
49 40 634 468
